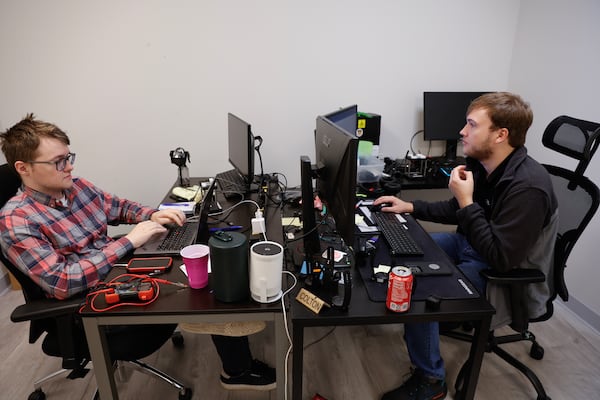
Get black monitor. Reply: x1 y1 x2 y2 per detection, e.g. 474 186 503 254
227 113 256 190
423 92 489 162
300 155 321 258
323 105 358 137
314 114 359 248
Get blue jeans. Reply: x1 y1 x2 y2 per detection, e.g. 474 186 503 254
403 232 489 380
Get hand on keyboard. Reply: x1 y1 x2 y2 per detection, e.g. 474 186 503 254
127 221 168 248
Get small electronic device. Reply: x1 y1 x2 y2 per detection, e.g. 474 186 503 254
126 257 173 274
105 281 155 304
369 202 392 213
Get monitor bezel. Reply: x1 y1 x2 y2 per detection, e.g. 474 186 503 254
227 112 255 185
314 114 359 248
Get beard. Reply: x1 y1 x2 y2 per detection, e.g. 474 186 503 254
464 141 493 160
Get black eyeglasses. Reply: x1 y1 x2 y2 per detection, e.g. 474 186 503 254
28 152 76 171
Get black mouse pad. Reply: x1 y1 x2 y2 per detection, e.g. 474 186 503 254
357 261 479 302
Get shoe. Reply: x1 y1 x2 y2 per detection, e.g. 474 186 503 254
220 359 276 391
381 368 447 400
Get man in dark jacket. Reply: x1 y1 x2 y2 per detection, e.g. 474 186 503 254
374 92 558 400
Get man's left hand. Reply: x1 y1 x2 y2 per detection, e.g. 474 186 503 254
151 209 186 226
449 165 474 208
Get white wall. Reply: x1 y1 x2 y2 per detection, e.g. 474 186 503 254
508 0 600 325
0 0 519 204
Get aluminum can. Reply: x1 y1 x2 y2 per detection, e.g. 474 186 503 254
386 266 413 312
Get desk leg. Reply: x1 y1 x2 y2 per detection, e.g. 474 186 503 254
274 314 288 400
291 323 305 400
82 318 118 400
459 315 492 400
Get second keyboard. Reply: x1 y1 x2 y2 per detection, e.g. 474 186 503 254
371 212 424 256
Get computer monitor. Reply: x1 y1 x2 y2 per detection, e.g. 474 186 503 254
423 92 489 162
300 155 321 258
227 112 256 189
314 114 359 248
323 105 358 137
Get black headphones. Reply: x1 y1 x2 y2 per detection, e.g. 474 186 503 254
380 176 402 195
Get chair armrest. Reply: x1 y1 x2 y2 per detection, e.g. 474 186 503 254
10 297 83 323
480 268 546 285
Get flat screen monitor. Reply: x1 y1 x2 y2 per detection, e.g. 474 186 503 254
423 91 489 162
315 115 359 248
300 155 321 258
323 105 358 137
227 112 255 187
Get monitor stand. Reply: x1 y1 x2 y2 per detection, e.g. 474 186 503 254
444 139 459 165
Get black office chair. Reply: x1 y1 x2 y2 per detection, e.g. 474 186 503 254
445 115 600 400
0 164 192 400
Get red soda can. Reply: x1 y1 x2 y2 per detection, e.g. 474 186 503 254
386 266 413 312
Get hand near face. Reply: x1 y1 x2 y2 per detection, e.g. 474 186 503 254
448 165 474 208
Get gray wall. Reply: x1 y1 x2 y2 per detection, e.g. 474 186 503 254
508 0 600 329
0 1 598 328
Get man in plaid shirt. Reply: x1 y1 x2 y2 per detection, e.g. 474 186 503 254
0 119 183 300
0 114 276 391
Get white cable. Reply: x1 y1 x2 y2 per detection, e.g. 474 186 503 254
281 270 297 400
208 199 260 217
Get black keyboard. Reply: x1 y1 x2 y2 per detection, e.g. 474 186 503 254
215 169 247 199
157 222 198 252
371 212 424 256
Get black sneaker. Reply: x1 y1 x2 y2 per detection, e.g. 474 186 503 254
381 368 447 400
220 359 276 391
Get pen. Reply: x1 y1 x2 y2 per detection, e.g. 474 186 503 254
161 202 193 207
209 225 243 232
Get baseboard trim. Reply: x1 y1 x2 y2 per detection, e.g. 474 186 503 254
560 296 600 334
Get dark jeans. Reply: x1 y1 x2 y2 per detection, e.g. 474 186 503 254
211 335 253 376
404 232 489 380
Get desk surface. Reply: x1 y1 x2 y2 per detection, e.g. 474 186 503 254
80 177 288 400
80 176 285 317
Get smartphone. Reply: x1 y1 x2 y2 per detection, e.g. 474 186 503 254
126 257 173 274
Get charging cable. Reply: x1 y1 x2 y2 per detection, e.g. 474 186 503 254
281 270 297 400
252 209 268 241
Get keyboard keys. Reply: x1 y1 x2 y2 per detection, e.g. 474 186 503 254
371 212 424 256
216 169 247 199
157 223 197 252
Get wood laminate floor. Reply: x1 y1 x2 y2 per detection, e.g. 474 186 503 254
1 288 599 400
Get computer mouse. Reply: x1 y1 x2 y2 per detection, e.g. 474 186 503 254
370 202 392 212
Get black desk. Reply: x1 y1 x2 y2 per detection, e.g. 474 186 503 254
395 156 466 190
80 178 288 400
398 174 449 190
290 215 494 400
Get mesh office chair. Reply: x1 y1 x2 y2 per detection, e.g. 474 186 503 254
445 115 600 400
0 164 192 400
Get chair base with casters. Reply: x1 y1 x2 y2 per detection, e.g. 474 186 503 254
27 358 92 400
444 326 550 400
24 350 193 400
6 255 193 400
442 267 551 400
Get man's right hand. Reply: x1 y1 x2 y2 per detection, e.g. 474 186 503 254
125 220 167 248
373 195 414 214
